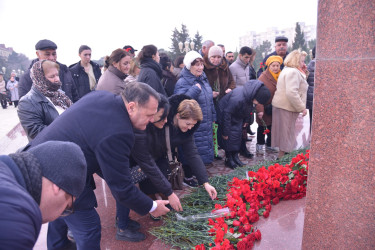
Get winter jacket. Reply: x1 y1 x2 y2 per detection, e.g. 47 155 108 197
161 69 177 97
256 69 277 126
229 57 250 86
138 58 166 96
96 65 127 95
203 55 236 100
256 51 289 78
0 156 42 249
306 59 315 110
29 91 154 214
218 80 265 152
174 68 216 164
249 65 257 80
0 80 6 94
18 59 79 102
125 75 138 85
17 87 59 141
69 61 102 99
6 80 19 101
272 67 308 113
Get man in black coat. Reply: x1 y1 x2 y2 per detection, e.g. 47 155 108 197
18 39 79 102
0 141 87 249
69 45 102 99
257 36 290 78
29 82 170 249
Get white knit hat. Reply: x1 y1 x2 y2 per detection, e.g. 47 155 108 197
208 46 223 58
183 51 203 70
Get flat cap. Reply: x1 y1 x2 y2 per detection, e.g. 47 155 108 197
275 36 288 43
35 39 57 50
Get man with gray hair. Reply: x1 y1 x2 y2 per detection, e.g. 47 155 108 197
0 141 87 249
28 82 170 249
199 40 215 57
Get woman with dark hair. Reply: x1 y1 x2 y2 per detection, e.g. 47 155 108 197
69 45 102 98
137 45 166 95
96 48 131 95
18 60 72 141
159 53 177 96
173 56 184 78
174 51 216 185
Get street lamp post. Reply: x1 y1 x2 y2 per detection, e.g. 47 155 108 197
178 41 195 54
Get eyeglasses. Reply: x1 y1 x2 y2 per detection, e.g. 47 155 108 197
60 195 74 217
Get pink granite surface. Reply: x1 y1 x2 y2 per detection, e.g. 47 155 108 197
302 0 375 249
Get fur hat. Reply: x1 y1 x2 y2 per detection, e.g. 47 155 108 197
29 141 87 198
208 46 223 58
183 51 202 70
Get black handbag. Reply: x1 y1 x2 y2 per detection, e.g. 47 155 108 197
130 165 147 184
165 126 185 190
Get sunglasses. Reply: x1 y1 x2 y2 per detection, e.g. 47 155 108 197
60 195 74 217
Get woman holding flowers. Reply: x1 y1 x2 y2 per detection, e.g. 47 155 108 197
271 49 309 159
255 55 283 154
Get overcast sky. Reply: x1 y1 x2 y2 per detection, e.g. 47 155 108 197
0 0 318 66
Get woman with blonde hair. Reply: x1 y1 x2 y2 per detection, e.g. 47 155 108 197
125 58 141 84
271 49 309 159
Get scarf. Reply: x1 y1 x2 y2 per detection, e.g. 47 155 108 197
268 68 281 82
298 67 307 78
9 152 42 205
31 60 72 110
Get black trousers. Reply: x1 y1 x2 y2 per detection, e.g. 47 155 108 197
257 125 272 147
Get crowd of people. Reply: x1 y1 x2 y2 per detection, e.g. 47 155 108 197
0 36 315 249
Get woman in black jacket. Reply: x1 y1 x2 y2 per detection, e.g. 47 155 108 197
159 53 177 96
218 80 270 169
69 45 102 99
137 45 167 96
18 60 72 141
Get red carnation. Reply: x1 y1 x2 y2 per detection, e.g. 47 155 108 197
233 220 241 227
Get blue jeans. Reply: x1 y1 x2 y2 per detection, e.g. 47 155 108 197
116 200 130 230
47 208 101 250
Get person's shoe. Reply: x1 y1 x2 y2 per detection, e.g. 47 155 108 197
256 144 265 155
115 218 141 231
232 153 246 167
116 228 146 242
183 177 198 187
266 146 279 152
248 128 255 135
60 241 77 250
67 229 75 242
246 134 253 141
239 147 254 158
225 154 238 169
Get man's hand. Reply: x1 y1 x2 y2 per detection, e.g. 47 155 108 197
302 109 308 117
195 83 202 90
203 183 217 200
150 200 170 217
225 88 232 94
257 112 264 119
168 193 183 212
222 135 228 140
213 91 219 98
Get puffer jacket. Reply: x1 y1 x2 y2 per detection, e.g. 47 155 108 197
229 57 250 86
306 59 315 110
18 59 79 102
218 80 265 152
17 87 59 141
174 68 216 164
138 58 166 96
96 65 127 95
69 61 102 99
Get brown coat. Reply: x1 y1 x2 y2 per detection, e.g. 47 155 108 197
256 69 277 126
96 65 127 95
203 56 236 100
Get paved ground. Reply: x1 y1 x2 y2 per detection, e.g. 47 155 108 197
0 106 310 250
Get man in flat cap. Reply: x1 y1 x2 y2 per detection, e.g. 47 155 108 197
0 141 87 249
123 45 137 58
18 39 79 102
257 36 290 77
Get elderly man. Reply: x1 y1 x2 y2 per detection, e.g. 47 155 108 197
18 39 79 102
199 40 215 57
29 82 170 249
0 141 87 249
257 36 289 77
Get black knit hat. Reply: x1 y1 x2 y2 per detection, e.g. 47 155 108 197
28 141 87 197
254 85 271 105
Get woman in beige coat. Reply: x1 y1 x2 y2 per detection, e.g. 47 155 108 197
271 49 308 158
